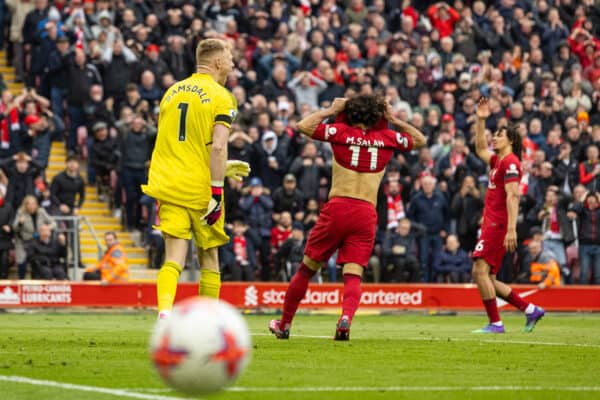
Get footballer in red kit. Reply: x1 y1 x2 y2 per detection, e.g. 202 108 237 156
269 95 426 340
472 98 545 334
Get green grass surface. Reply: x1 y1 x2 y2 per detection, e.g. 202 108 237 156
0 312 599 400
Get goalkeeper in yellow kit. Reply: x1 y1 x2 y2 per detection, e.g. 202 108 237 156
142 39 250 318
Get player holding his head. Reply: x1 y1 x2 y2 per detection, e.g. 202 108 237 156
472 98 544 333
142 39 250 319
269 95 427 340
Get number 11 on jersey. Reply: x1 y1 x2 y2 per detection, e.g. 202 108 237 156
349 145 378 170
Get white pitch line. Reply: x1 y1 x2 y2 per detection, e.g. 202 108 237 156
251 332 600 348
0 375 185 400
225 386 600 392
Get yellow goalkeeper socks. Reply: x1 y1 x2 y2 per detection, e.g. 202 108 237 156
199 269 221 299
157 260 182 313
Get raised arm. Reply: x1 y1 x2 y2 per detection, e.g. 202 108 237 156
297 97 347 137
384 102 426 148
475 97 492 165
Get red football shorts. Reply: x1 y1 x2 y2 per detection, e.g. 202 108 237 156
472 227 506 275
304 197 377 267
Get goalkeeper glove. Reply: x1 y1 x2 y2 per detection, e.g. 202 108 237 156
225 160 251 182
204 184 223 225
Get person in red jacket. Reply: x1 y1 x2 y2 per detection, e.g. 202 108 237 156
579 144 600 192
427 2 460 38
271 211 292 256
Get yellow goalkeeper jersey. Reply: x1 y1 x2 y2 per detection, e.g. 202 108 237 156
142 73 237 210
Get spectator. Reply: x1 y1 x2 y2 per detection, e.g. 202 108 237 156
66 48 102 153
0 90 21 159
384 179 406 231
225 219 257 282
302 197 320 232
83 231 128 283
527 161 555 208
0 190 14 279
90 122 119 204
6 0 35 82
288 141 329 201
50 155 85 218
433 234 471 283
272 173 305 220
12 195 55 279
568 192 600 284
276 221 306 281
408 176 449 282
0 152 43 211
239 177 273 280
271 211 292 256
101 39 138 107
139 45 169 84
427 2 460 39
523 239 562 289
579 144 600 192
251 130 287 193
46 36 71 120
288 71 327 111
552 142 580 194
530 186 575 278
26 224 67 280
118 116 156 230
451 174 484 252
381 218 422 283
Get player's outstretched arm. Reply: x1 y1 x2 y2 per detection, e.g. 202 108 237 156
384 103 426 148
297 98 347 137
475 97 493 165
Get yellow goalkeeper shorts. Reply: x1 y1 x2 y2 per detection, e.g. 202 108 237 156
155 202 229 250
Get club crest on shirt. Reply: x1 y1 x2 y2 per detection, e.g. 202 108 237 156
325 125 337 139
506 162 519 178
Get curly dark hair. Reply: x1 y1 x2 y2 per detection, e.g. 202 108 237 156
344 94 386 128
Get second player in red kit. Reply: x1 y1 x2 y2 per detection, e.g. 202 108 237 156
472 98 545 334
471 152 522 274
269 95 426 340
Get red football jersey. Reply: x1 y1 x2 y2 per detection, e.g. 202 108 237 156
482 153 521 230
312 122 413 173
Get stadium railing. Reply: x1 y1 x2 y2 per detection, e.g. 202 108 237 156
53 216 103 280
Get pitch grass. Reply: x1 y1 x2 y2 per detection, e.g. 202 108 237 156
0 312 599 400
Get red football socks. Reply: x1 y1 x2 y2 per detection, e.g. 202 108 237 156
341 274 362 324
483 298 501 324
506 291 529 312
280 263 316 329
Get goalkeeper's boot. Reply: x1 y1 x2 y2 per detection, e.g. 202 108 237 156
334 317 351 341
524 306 545 333
471 324 505 334
269 319 290 339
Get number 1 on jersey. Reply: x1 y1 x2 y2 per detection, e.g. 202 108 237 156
177 102 189 141
349 145 378 170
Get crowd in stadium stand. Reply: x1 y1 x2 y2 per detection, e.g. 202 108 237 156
0 0 600 284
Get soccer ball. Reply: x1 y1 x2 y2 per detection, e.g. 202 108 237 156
149 297 251 395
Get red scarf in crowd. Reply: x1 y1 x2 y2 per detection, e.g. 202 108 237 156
386 193 405 229
233 235 248 264
0 103 19 149
549 206 560 233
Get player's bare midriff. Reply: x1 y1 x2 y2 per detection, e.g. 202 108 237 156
328 159 385 206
